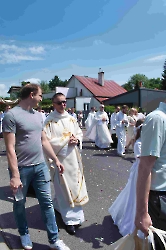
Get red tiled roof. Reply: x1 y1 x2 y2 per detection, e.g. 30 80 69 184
74 75 126 98
96 97 109 102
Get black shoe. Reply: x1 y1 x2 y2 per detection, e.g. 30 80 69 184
75 224 81 228
65 225 76 235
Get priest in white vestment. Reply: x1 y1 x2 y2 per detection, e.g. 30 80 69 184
44 93 89 235
110 106 120 148
84 107 96 130
85 104 113 148
116 105 129 156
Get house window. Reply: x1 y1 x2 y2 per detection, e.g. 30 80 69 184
84 103 89 111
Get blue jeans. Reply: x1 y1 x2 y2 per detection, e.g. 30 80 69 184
11 162 59 244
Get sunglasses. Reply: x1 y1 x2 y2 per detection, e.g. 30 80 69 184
53 100 67 105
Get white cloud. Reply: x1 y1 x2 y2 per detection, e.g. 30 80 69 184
0 52 43 64
0 44 45 54
0 44 18 51
29 46 45 54
24 78 41 84
0 43 45 64
146 55 166 62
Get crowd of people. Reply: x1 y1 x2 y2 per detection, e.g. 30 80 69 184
85 104 145 157
1 84 165 250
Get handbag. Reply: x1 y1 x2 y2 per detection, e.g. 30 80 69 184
148 226 166 250
110 229 150 250
110 226 166 250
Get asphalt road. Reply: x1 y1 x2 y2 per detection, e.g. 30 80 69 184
0 132 134 250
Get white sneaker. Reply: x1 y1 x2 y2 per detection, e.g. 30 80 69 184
50 239 70 250
20 234 33 249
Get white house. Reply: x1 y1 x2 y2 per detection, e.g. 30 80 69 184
49 70 127 111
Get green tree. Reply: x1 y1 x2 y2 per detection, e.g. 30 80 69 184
121 81 133 91
161 59 166 90
63 79 68 86
145 78 162 90
21 81 31 86
40 80 50 93
49 75 68 90
122 74 149 91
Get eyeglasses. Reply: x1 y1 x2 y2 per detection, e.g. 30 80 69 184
53 100 67 105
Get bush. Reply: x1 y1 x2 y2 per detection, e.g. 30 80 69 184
104 105 116 114
40 99 52 109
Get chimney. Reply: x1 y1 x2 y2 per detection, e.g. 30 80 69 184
98 68 104 86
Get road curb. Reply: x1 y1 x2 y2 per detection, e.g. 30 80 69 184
0 231 10 250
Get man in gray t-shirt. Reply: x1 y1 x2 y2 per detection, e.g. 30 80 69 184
3 106 45 166
3 84 70 250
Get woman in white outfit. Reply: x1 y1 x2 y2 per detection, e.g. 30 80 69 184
126 108 136 151
108 119 144 236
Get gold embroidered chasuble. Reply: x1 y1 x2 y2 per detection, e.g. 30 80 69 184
44 110 89 207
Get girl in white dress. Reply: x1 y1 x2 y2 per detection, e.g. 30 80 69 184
108 119 144 236
126 108 136 151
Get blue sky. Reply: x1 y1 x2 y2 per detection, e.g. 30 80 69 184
0 0 166 97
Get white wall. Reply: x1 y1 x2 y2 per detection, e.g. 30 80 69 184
76 79 93 97
55 86 76 98
76 97 91 111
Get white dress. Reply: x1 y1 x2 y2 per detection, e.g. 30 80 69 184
85 110 113 148
108 138 141 236
126 115 135 144
85 111 96 130
116 111 129 155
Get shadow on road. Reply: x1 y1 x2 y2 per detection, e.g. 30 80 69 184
74 215 122 249
0 185 14 203
2 231 50 250
0 202 46 231
53 211 122 249
123 156 135 163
